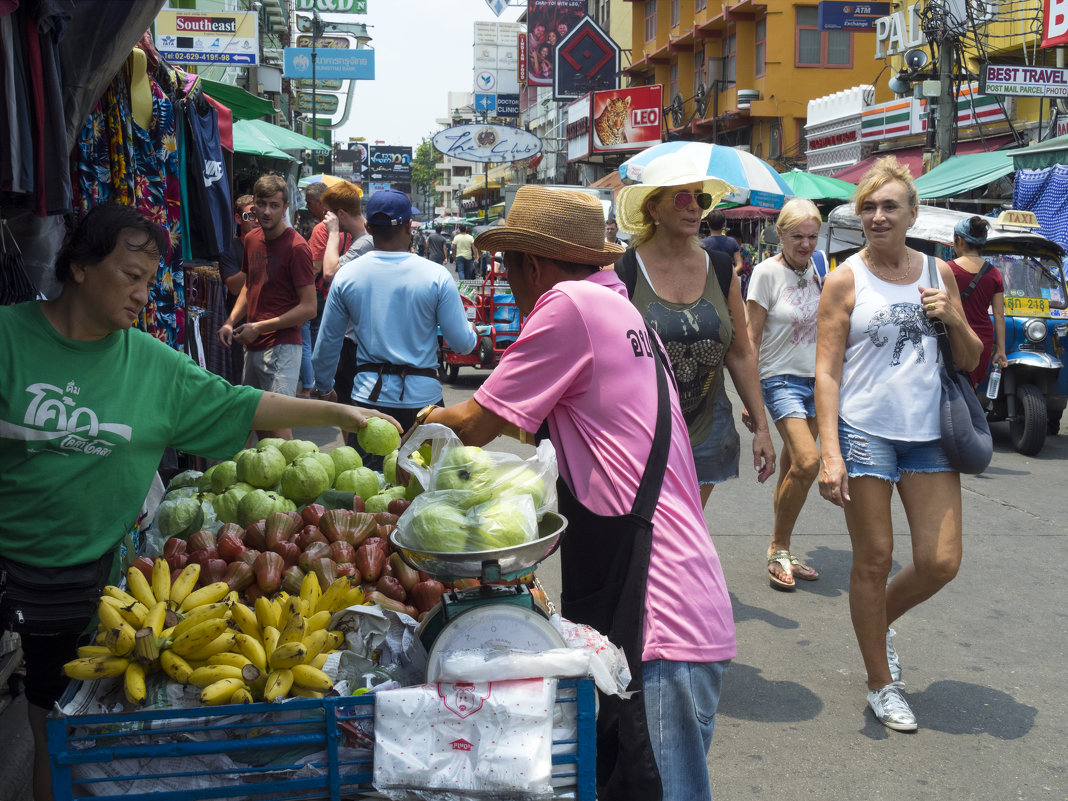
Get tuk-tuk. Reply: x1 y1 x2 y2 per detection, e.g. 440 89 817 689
821 205 1068 456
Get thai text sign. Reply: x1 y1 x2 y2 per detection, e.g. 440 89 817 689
283 47 374 80
981 63 1068 97
432 124 542 164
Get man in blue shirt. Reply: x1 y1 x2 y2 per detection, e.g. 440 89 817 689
311 189 477 461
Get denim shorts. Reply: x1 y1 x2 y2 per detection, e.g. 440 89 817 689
690 384 740 486
760 374 816 422
838 418 952 483
243 343 302 396
643 659 729 801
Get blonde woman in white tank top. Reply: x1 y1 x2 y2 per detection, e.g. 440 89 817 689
813 157 982 733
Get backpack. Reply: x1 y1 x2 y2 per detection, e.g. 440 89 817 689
614 244 733 301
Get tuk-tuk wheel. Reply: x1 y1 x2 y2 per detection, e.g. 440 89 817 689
1009 384 1046 456
441 362 460 384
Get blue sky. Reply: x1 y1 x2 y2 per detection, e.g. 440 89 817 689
331 0 523 148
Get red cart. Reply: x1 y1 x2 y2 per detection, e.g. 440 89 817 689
438 271 523 383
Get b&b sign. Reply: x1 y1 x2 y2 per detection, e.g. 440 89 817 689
295 0 366 13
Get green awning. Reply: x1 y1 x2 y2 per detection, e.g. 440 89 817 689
1010 133 1068 170
913 150 1015 199
780 168 855 200
231 123 295 161
199 78 277 121
235 119 330 152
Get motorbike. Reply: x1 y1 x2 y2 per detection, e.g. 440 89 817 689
822 205 1067 456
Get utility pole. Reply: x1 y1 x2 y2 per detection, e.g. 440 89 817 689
933 33 955 167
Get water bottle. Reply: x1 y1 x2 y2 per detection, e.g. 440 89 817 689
986 365 1002 400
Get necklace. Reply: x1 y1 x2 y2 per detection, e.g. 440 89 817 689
780 253 810 288
864 248 914 283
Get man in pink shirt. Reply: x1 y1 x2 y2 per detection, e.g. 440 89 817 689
414 186 735 801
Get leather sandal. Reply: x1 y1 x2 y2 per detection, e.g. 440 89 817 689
789 553 819 581
767 549 796 590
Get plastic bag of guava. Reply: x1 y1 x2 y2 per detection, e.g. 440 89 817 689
397 424 558 520
396 491 539 554
165 469 203 492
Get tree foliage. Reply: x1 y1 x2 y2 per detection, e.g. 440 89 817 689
410 138 439 197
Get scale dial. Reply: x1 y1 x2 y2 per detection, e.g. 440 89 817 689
425 603 565 682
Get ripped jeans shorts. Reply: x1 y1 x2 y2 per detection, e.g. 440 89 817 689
838 418 951 483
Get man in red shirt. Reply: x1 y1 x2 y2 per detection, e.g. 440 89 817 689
217 174 316 440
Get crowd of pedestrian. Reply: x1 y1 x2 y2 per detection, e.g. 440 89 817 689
1 155 1005 801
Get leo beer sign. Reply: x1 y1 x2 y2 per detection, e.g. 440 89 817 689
590 86 663 153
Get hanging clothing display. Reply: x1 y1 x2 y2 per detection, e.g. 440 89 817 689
0 0 73 215
184 97 232 259
73 60 185 350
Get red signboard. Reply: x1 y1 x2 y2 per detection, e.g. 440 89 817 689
1043 0 1068 48
517 33 527 83
590 85 663 153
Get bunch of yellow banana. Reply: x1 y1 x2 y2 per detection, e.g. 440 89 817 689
64 560 357 707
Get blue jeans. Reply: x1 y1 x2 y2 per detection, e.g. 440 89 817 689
300 319 315 390
643 659 729 801
455 256 472 281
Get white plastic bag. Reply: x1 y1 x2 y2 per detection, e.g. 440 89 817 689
550 614 632 697
374 678 556 800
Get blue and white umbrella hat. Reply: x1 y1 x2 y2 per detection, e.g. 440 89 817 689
620 141 794 209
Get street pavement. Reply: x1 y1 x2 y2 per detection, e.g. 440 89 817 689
3 369 1065 801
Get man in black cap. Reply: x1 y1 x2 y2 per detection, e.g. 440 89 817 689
311 189 477 461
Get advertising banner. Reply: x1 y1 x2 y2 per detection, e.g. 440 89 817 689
473 21 522 102
367 146 412 182
525 0 586 87
552 16 619 101
296 0 366 12
981 63 1068 97
432 124 542 164
590 85 663 153
156 10 258 66
817 1 890 31
566 95 591 162
1043 0 1068 48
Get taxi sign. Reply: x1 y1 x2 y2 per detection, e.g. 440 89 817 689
995 210 1041 230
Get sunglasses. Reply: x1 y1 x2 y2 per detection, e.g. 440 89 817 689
241 211 257 222
673 191 714 210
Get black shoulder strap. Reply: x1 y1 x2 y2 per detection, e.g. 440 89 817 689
927 255 958 372
630 323 673 520
700 243 734 298
614 248 638 298
959 260 995 301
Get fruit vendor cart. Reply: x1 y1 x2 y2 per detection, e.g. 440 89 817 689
437 272 522 383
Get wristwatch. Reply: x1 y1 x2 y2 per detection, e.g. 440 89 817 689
398 404 439 450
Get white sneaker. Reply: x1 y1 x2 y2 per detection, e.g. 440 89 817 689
867 681 917 731
886 628 902 683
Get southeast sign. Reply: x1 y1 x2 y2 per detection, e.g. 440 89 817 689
155 10 258 65
432 124 542 164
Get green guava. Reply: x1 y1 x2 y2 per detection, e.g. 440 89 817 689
213 483 251 524
163 485 198 503
237 489 291 528
210 460 238 494
279 456 331 506
411 499 472 552
196 464 217 492
303 451 336 486
156 496 204 539
432 446 496 506
256 437 287 452
468 495 536 551
278 439 319 464
334 466 381 500
167 469 203 491
329 445 362 477
236 444 286 489
405 475 425 501
382 450 399 486
494 465 547 512
365 486 407 514
357 417 401 456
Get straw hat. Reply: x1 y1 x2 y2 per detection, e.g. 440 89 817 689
615 152 735 235
474 185 626 266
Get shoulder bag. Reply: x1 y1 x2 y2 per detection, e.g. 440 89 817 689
927 256 993 474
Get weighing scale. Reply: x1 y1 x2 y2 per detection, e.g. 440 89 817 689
390 512 568 681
